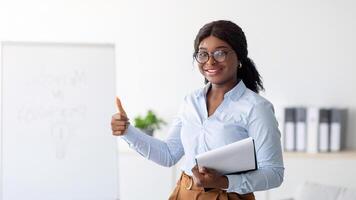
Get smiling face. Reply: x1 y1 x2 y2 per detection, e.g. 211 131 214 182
197 36 239 86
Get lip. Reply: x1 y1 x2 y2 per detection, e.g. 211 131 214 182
204 68 223 76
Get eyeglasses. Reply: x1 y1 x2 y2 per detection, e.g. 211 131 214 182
194 49 233 64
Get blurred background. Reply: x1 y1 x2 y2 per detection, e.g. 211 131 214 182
1 0 356 199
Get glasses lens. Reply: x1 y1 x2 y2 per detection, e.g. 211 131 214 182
196 52 209 63
213 50 227 62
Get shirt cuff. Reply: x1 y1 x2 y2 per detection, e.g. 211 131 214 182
120 125 141 145
226 174 242 193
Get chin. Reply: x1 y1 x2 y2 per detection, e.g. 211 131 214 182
206 78 226 85
206 75 236 86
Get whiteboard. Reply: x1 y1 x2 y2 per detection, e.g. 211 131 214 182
0 42 119 200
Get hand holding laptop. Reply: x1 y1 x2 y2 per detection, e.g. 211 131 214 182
195 137 257 175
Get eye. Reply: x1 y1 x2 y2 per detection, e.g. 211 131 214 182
214 50 226 57
197 51 208 58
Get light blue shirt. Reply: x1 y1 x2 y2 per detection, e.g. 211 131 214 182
121 80 284 194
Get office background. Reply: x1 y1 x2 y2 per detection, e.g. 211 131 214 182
1 0 356 199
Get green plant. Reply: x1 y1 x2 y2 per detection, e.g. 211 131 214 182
133 110 166 132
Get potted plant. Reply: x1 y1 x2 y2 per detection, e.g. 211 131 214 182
133 110 166 136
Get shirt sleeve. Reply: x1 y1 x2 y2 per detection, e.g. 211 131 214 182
120 107 184 167
226 101 284 194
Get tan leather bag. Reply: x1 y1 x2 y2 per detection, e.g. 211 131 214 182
168 172 255 200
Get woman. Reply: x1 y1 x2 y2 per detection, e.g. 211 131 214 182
111 20 284 200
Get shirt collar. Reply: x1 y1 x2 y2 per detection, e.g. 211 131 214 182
197 80 247 101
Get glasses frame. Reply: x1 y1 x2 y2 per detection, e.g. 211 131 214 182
194 49 233 64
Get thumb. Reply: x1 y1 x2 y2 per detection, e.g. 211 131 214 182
115 97 127 116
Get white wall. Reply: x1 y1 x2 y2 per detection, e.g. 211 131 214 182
1 0 355 146
1 0 356 199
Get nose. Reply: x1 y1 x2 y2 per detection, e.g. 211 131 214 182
206 54 216 66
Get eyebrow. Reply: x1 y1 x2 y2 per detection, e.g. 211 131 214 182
198 46 230 50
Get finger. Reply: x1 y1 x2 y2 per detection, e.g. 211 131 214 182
112 125 127 132
206 168 219 175
112 113 129 121
115 97 127 116
199 166 215 174
191 165 202 177
112 120 130 130
111 117 128 129
112 121 127 126
112 130 124 136
199 166 208 174
191 165 198 173
192 165 205 187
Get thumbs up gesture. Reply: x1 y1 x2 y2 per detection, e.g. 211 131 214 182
111 97 130 136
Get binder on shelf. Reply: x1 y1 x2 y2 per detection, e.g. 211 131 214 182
284 108 296 152
295 107 307 152
330 108 347 152
318 109 330 152
307 107 319 153
275 107 285 150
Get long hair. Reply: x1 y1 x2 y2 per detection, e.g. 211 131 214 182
193 20 264 93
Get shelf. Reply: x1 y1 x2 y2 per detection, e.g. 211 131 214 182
283 151 356 159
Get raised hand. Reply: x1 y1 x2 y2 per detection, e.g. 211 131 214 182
111 97 130 136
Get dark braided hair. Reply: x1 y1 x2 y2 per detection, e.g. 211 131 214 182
193 20 264 93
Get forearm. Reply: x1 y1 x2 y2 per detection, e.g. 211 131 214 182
121 125 183 167
226 166 284 194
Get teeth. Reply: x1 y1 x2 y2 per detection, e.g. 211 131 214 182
207 69 218 72
205 69 220 74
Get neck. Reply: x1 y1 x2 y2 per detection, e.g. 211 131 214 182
209 79 239 98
